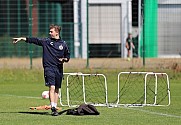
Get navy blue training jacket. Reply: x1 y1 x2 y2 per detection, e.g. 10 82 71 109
26 37 70 69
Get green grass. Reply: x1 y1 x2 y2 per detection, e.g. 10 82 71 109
0 68 181 125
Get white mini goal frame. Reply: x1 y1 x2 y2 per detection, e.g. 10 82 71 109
59 73 108 107
116 72 171 107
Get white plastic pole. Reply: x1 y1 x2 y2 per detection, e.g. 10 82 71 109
138 0 142 57
74 0 80 58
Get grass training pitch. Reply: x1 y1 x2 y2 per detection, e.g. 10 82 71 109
0 68 181 125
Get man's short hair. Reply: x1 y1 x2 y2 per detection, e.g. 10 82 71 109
49 24 61 34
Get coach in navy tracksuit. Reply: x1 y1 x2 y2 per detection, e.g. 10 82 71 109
12 24 70 116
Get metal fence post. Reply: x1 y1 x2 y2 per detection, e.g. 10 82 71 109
29 0 33 69
143 0 145 66
86 0 89 68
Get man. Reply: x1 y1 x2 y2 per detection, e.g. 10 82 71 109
12 24 70 116
125 33 135 61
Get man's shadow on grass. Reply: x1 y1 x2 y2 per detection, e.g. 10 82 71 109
0 110 67 116
18 111 50 115
19 110 68 115
0 111 49 116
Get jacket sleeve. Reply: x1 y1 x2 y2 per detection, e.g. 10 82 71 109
25 37 46 46
64 42 70 62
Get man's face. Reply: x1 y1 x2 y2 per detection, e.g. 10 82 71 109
49 28 59 39
129 34 132 39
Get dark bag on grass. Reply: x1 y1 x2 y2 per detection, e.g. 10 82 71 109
66 104 100 115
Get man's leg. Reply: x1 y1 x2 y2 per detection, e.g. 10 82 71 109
54 88 59 107
49 85 55 107
49 85 59 116
127 50 131 61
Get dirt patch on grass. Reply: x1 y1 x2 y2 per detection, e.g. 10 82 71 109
0 58 181 71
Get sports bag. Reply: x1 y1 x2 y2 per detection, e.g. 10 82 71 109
66 104 100 115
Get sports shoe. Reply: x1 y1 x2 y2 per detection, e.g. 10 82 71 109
51 107 59 116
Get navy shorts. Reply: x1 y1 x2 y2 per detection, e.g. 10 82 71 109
44 67 63 88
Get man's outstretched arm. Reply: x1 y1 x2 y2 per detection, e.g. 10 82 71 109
12 37 26 44
13 37 45 46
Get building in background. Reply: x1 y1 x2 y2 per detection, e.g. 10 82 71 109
84 0 132 58
158 0 181 57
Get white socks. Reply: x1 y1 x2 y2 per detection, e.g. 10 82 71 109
54 103 57 108
51 102 57 108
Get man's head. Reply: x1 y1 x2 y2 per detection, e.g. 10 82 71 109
128 33 132 38
49 24 61 39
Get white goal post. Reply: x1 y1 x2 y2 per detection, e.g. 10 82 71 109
59 73 108 107
116 72 171 107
